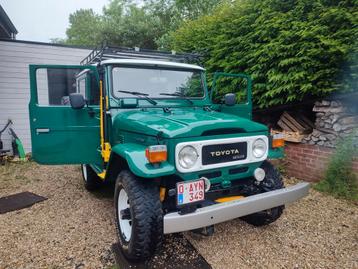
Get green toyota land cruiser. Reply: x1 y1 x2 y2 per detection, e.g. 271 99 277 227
29 46 309 261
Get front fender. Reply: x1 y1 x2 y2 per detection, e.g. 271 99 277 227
111 143 176 178
268 147 284 159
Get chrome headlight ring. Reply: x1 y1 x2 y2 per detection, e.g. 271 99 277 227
252 138 267 158
178 145 199 169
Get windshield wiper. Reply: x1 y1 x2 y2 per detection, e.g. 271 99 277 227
117 90 157 105
159 92 194 105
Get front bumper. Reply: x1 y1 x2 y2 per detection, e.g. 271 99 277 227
163 182 310 234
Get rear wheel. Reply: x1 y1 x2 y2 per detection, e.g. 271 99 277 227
114 170 163 261
241 161 284 226
81 164 102 191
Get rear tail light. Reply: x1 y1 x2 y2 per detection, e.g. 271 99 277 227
145 145 167 163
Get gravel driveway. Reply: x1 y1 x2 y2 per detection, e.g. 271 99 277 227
0 163 116 269
0 162 357 268
186 182 358 269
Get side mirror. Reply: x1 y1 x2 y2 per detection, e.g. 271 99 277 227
224 93 236 106
69 93 86 109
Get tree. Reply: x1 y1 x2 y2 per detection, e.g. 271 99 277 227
174 0 222 20
171 0 358 108
99 0 164 49
65 9 103 46
60 0 224 49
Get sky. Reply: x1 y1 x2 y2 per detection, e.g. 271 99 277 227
1 0 109 42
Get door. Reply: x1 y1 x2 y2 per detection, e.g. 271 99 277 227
211 72 253 119
29 65 102 165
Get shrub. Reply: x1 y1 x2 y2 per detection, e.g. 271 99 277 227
314 131 358 201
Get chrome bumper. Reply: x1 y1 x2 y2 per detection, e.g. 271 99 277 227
163 182 310 234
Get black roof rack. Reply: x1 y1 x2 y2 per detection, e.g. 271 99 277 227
80 44 201 65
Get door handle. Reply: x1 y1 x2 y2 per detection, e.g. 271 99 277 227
36 128 50 134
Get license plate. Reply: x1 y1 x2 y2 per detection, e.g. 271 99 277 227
177 179 205 206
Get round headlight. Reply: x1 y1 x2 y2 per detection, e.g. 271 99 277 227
178 146 198 169
252 139 267 158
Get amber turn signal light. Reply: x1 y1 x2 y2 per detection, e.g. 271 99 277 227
145 145 167 163
271 133 285 148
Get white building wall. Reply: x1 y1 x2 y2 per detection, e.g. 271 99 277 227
0 39 91 153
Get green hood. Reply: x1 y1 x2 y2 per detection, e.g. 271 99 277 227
113 108 267 138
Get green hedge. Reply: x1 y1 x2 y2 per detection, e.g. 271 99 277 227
171 0 358 108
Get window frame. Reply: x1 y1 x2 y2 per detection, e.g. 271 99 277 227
109 65 207 102
30 65 99 107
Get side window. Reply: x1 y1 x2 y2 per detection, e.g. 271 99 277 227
36 68 81 106
76 72 99 106
88 73 100 105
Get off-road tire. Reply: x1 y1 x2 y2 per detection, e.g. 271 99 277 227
241 161 284 226
114 170 163 261
81 164 102 191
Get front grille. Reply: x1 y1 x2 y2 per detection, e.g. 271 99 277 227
202 142 247 165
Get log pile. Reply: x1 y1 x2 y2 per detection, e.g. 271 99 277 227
302 100 358 147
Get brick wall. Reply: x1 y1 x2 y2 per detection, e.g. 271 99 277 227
284 143 358 182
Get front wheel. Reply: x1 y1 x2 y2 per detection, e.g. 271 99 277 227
114 170 163 260
241 161 285 226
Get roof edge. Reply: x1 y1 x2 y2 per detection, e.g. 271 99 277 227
101 59 205 70
0 5 17 34
0 38 94 50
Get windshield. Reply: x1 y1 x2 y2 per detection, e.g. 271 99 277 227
112 66 205 99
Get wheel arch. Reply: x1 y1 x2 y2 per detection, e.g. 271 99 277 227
106 143 176 182
105 152 129 182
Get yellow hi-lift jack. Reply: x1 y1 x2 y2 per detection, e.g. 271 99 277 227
98 80 111 180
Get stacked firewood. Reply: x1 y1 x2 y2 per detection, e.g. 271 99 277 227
303 100 358 147
273 112 313 142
